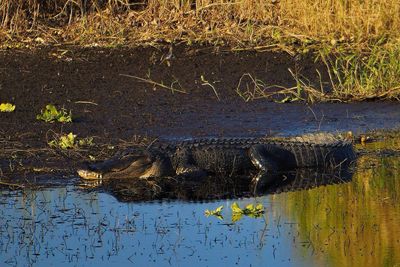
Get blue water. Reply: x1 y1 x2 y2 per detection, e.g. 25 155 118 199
0 187 313 267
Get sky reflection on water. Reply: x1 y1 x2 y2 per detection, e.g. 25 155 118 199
0 186 314 267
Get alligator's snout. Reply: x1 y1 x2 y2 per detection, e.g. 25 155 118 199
77 169 103 180
76 150 165 180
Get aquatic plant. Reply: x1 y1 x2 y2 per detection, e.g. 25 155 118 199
36 104 72 123
231 202 265 222
204 205 224 220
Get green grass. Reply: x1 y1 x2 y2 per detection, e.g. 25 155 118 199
319 42 400 101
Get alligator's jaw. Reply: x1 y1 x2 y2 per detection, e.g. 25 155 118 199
77 169 103 180
77 161 164 180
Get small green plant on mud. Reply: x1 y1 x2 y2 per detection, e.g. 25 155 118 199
48 133 94 150
78 137 94 147
49 132 76 149
37 104 72 123
204 205 224 220
0 103 15 112
231 202 265 222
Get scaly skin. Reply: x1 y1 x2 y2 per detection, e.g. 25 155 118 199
77 133 356 180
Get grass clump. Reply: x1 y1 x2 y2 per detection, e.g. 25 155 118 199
37 104 72 123
48 132 94 150
0 103 15 112
319 42 400 101
235 41 400 102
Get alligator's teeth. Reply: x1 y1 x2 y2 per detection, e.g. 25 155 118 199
77 169 103 180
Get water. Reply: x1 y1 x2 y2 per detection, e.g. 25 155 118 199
1 139 400 267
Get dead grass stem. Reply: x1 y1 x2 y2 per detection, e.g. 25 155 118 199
120 73 187 94
1 0 399 49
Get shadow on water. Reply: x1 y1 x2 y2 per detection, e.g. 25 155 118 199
2 137 400 266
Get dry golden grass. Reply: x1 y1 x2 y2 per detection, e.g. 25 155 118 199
1 0 400 47
1 0 400 101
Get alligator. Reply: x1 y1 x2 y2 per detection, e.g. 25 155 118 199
77 133 356 184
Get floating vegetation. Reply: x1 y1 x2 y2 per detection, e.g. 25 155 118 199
0 103 15 112
231 202 265 222
36 104 72 123
204 205 224 220
48 132 93 150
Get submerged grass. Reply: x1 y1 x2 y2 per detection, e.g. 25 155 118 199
1 0 400 101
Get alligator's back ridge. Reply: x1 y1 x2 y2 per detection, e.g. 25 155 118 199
77 133 356 180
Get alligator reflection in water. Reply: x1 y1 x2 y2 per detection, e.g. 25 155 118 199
81 167 354 202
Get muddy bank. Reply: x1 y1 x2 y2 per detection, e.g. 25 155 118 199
0 45 400 182
1 46 400 139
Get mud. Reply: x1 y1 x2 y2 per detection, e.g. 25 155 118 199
0 45 400 183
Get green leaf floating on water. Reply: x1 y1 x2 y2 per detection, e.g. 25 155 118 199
36 104 72 123
204 205 224 220
0 103 15 112
230 202 265 222
231 202 243 214
244 203 265 218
